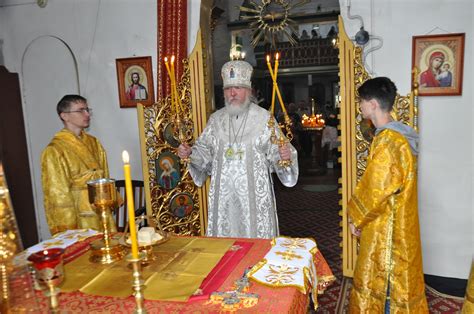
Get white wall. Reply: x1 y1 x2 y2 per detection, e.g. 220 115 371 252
340 0 473 279
188 0 201 54
1 0 157 240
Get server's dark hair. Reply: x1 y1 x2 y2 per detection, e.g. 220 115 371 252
357 77 397 112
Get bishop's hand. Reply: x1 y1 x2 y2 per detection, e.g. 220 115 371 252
278 143 291 161
178 143 192 159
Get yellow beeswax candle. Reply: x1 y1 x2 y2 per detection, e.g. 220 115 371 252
164 57 176 113
122 150 139 259
266 55 276 114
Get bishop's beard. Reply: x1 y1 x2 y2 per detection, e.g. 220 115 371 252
225 95 256 116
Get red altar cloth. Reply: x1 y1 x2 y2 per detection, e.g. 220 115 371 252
33 237 334 313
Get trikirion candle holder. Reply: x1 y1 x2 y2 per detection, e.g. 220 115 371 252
126 252 147 314
87 178 125 264
27 248 65 314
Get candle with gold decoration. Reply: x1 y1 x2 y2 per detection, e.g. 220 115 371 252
266 55 276 114
274 52 287 116
164 57 176 114
122 151 139 259
170 55 182 114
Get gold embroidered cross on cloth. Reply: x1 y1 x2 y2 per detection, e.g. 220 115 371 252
247 237 319 310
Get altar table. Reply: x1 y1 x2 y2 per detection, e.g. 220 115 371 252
32 236 334 313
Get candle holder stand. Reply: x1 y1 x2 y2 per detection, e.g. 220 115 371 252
175 116 191 165
126 252 147 314
87 178 125 264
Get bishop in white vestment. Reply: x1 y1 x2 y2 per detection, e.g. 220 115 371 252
178 60 298 239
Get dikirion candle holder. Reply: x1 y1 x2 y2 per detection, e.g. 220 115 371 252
126 252 147 314
87 178 125 264
266 52 294 168
164 55 192 165
27 248 65 314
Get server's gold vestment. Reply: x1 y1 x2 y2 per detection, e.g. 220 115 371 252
462 261 474 313
348 129 428 313
41 129 116 235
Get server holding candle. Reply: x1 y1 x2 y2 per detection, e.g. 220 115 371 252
177 58 299 239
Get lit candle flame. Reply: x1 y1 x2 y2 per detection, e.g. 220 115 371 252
266 55 270 62
122 150 130 164
164 56 168 63
171 55 175 64
276 52 279 60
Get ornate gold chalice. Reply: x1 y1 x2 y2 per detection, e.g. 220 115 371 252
87 178 125 264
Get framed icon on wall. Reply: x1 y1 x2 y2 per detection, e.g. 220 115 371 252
116 56 155 107
412 33 465 96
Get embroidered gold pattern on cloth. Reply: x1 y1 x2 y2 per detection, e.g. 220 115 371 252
264 264 299 285
247 237 319 310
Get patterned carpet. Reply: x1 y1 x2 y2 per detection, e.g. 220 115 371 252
274 167 465 313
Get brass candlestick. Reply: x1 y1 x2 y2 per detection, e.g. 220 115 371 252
87 178 125 264
175 116 191 165
267 114 293 168
126 253 147 313
174 111 194 168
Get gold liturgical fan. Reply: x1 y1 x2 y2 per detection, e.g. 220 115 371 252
87 178 125 264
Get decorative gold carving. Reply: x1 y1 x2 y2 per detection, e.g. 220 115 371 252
239 0 309 47
138 59 201 236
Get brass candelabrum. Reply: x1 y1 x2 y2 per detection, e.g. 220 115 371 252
87 178 125 264
267 114 293 168
126 252 147 313
174 115 191 164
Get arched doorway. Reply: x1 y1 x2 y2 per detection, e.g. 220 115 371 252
21 35 80 240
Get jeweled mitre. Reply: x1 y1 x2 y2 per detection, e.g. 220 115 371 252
221 60 253 89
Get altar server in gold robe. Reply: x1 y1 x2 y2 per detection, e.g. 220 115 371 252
462 261 474 313
347 77 428 313
41 95 116 235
